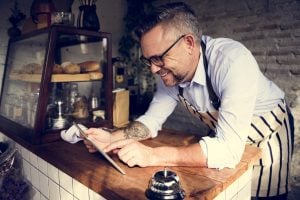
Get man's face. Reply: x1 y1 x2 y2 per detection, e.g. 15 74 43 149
140 25 195 87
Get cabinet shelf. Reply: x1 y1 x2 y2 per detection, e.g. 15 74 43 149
9 73 103 83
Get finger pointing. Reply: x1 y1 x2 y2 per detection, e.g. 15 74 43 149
103 139 134 152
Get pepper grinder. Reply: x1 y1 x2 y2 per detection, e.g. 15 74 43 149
145 168 185 200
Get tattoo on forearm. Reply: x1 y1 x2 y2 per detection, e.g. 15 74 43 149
123 121 150 140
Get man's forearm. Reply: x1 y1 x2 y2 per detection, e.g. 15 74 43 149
152 143 208 167
108 123 207 167
111 121 151 141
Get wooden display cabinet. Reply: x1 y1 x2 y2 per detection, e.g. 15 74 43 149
0 26 113 144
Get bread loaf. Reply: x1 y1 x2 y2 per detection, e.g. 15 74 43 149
78 61 100 72
61 62 81 74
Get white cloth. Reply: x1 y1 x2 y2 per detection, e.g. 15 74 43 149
60 124 87 144
136 35 285 169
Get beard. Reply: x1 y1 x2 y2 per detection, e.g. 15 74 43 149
173 73 185 83
161 71 186 87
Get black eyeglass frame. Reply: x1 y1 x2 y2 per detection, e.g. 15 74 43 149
140 34 186 67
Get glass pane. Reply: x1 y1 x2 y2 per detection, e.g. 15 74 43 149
0 33 48 128
45 33 108 130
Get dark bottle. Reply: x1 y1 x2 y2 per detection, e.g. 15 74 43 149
77 5 100 31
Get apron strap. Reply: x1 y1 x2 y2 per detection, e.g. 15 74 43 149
178 85 184 96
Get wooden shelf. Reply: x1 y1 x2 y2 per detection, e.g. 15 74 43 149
9 73 103 83
51 74 92 82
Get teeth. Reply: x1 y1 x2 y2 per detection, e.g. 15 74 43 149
161 72 168 77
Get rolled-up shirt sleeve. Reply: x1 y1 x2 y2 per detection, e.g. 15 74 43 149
200 51 259 169
136 76 178 138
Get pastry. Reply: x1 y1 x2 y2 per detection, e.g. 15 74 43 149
33 64 43 74
23 63 42 74
78 61 100 72
61 62 80 74
52 64 63 74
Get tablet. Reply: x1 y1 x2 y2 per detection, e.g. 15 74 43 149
73 122 126 175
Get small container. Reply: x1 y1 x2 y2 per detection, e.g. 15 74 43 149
93 110 105 121
73 96 89 119
51 12 74 26
89 93 99 112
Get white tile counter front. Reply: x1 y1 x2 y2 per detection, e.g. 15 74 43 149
0 132 106 200
214 169 252 200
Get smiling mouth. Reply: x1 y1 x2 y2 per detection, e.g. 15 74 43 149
160 72 168 77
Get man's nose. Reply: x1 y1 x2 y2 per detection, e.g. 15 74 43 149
150 63 161 74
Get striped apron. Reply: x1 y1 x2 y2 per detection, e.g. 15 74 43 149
177 93 293 197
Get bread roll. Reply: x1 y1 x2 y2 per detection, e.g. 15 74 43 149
33 64 43 74
61 62 80 74
53 64 63 74
23 63 42 74
78 61 100 72
89 71 103 80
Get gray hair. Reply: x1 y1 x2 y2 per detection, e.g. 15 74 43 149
135 2 202 44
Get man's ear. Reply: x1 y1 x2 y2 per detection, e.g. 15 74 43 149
183 34 196 53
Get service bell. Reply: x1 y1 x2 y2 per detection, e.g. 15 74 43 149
145 168 185 200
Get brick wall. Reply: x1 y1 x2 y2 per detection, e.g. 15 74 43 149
162 0 300 198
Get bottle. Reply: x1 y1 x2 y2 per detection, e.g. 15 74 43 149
77 2 100 31
69 83 79 112
89 92 99 112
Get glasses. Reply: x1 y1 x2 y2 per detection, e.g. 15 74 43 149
140 34 186 67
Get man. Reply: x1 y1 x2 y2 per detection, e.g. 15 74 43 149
84 2 294 199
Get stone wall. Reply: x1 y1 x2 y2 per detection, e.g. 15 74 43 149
161 0 300 198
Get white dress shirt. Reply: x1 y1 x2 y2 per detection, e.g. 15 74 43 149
136 35 284 169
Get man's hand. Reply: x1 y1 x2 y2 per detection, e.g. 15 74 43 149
83 128 111 153
104 139 155 167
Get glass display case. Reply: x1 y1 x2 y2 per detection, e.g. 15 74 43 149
0 26 113 144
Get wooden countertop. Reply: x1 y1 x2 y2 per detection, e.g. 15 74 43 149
31 129 261 200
